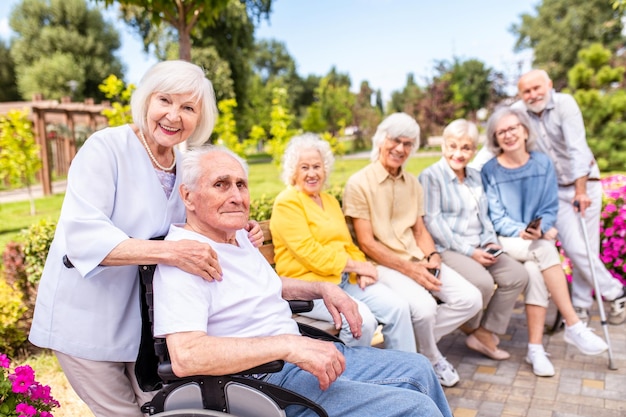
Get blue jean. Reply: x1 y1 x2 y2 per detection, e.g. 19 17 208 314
264 343 452 417
300 275 416 352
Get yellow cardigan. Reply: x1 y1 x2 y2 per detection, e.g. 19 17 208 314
269 186 366 284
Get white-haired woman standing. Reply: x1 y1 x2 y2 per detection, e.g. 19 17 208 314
29 60 262 417
270 133 416 352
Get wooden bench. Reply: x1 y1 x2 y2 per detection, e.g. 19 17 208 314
259 220 339 336
258 220 384 347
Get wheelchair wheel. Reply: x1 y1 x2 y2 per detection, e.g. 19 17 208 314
153 409 236 417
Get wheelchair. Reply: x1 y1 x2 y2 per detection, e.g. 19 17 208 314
136 263 340 417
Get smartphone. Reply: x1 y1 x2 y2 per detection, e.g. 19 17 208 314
525 216 542 233
485 247 503 257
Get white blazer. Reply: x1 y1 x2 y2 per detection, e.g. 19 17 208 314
29 124 186 362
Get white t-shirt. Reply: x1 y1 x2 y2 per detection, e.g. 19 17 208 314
153 224 301 338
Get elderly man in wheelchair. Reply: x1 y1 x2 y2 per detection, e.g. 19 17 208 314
145 145 453 417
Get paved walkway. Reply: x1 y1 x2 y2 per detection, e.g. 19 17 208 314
0 180 67 204
439 296 626 417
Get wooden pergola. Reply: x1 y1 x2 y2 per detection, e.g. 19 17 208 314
0 96 110 196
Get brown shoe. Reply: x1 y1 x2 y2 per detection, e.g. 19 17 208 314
466 333 510 360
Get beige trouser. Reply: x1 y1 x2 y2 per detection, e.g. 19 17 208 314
55 351 156 417
441 250 528 334
499 237 560 308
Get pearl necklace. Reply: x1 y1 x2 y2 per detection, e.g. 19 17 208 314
139 130 176 171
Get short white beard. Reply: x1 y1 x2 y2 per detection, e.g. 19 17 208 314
525 90 550 113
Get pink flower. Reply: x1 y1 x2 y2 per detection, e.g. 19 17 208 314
0 354 10 369
29 383 51 401
9 366 36 394
1 353 60 417
15 403 37 417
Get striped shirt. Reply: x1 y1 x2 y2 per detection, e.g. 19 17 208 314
419 158 499 256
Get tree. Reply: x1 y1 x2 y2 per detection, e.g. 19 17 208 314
253 39 297 83
214 98 247 156
311 67 354 136
0 40 20 102
439 58 495 119
388 73 421 114
409 77 460 145
511 0 624 89
9 0 123 101
351 81 382 151
267 87 296 166
248 39 319 131
0 110 42 215
566 43 626 171
196 1 255 113
99 0 272 62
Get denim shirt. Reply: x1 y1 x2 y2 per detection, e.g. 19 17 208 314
480 151 558 237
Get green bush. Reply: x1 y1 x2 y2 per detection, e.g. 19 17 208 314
1 241 27 300
0 219 57 356
22 219 57 288
250 195 276 221
0 277 28 358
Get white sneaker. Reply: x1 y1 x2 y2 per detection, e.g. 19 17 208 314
564 322 608 355
433 357 460 387
525 348 555 377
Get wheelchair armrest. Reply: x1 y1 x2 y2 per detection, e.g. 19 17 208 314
298 322 344 344
288 300 314 314
158 360 285 382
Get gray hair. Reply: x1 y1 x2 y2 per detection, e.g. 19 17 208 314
131 60 218 148
181 145 249 191
442 119 480 147
370 112 421 163
485 106 537 155
281 133 335 187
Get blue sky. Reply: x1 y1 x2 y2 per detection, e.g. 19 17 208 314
1 0 539 100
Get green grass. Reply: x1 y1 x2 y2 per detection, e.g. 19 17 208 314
0 194 65 249
0 156 440 251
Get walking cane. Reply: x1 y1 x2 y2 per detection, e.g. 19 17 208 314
574 201 617 370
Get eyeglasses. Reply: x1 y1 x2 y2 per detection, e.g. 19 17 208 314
387 137 416 150
444 142 475 154
495 123 522 139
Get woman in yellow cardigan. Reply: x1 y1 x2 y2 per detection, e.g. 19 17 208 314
270 133 416 351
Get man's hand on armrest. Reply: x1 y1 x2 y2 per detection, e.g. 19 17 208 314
281 277 363 340
319 283 362 340
166 330 345 391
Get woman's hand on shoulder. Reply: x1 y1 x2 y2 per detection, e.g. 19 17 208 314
167 239 222 282
246 220 264 247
